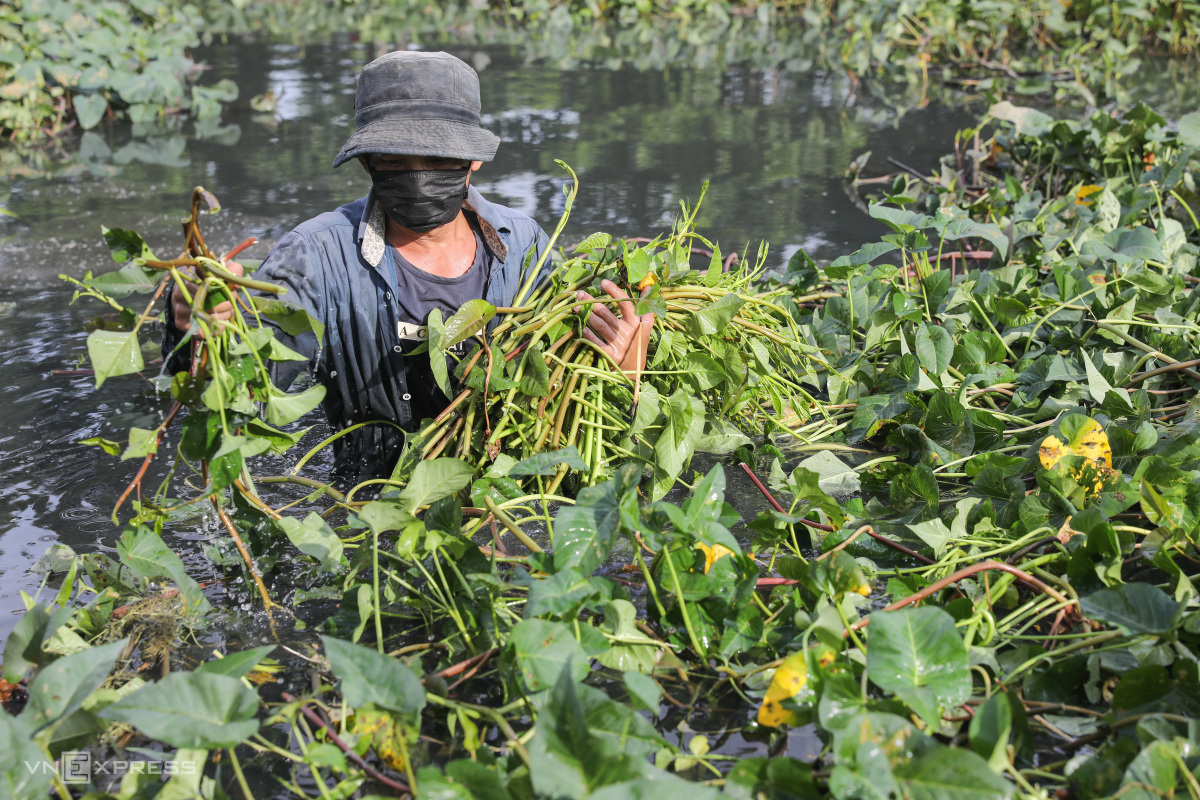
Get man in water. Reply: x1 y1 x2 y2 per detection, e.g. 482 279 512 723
165 50 650 486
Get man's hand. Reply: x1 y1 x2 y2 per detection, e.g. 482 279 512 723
170 260 244 333
576 279 654 375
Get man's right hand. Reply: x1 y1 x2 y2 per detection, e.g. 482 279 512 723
171 260 244 333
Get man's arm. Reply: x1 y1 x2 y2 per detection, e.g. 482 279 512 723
161 232 327 390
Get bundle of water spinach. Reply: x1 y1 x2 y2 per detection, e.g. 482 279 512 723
406 167 838 503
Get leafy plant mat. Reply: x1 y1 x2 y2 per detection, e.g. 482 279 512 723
4 103 1200 799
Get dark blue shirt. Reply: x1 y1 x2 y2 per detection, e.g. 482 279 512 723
164 186 549 486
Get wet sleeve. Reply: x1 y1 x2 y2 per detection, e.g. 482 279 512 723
250 231 329 393
158 232 328 391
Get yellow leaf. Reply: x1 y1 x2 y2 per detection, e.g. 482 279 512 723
1039 418 1111 470
1039 435 1066 470
635 271 658 291
1057 515 1083 544
696 542 733 573
757 651 808 727
1073 420 1112 469
353 709 410 773
1075 184 1103 206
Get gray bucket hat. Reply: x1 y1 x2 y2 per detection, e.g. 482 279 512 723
333 51 500 168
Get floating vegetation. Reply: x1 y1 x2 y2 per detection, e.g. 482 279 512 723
4 101 1200 799
0 0 237 144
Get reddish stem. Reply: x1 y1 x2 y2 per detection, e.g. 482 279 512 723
222 236 257 262
739 462 785 512
848 560 1072 633
739 462 835 532
432 647 499 680
865 529 936 565
938 250 993 261
281 692 411 795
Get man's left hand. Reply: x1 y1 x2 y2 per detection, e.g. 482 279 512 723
576 279 654 376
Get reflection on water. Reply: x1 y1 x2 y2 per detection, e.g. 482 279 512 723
0 39 982 290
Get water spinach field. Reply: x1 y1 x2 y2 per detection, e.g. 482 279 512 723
3 2 1200 799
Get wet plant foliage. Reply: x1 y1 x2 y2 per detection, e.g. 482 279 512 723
4 97 1200 799
0 0 237 145
7 0 1200 177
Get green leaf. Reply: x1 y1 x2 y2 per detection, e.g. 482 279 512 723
847 393 910 443
100 672 260 748
23 639 127 730
85 262 160 297
869 203 932 232
969 691 1014 773
893 742 1014 800
265 384 326 425
508 445 588 477
622 671 662 712
72 92 108 129
552 464 639 574
519 342 551 397
398 457 474 513
87 329 144 387
427 308 451 396
101 226 156 264
914 323 953 376
252 297 325 343
808 550 870 598
725 758 819 800
279 513 344 573
684 351 726 390
575 232 612 252
1089 226 1166 264
828 241 900 276
322 636 426 714
194 646 277 678
508 619 589 692
940 218 1008 261
121 427 159 461
626 248 652 285
1178 111 1200 148
31 544 77 576
117 526 210 614
650 389 705 500
686 293 745 337
81 436 122 456
988 100 1054 136
867 607 971 728
0 713 52 800
908 518 953 559
357 498 417 536
443 299 496 348
1080 583 1181 636
1121 741 1183 799
594 600 666 674
1 604 70 682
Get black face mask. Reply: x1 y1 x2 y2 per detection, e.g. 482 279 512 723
369 166 470 233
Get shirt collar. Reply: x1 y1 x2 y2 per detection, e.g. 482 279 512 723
358 185 510 269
